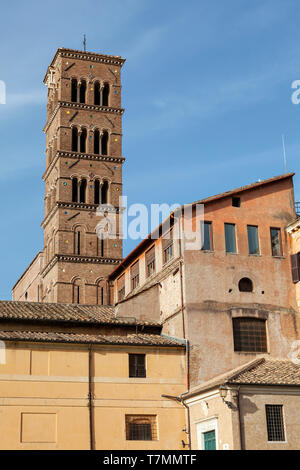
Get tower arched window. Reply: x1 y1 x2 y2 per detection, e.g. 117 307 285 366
97 280 105 305
238 277 253 292
94 129 100 154
102 83 109 106
94 179 100 204
74 227 85 255
79 179 87 203
101 180 109 204
71 78 78 102
72 177 78 202
94 81 101 105
79 80 86 104
72 278 82 304
102 131 108 155
80 128 87 153
72 127 78 152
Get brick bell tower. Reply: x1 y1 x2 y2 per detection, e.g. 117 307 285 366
41 48 125 304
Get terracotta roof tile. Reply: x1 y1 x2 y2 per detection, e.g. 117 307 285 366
227 359 300 386
0 330 184 347
0 300 160 327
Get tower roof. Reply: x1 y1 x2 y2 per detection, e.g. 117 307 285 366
44 47 126 83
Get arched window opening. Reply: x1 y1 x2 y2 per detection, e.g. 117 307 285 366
94 81 101 105
94 129 100 154
80 128 87 153
71 79 77 102
238 277 253 293
72 127 78 152
101 180 109 204
97 281 105 305
102 131 108 155
72 178 78 202
79 80 86 104
102 83 109 106
73 279 81 304
79 179 87 203
94 179 100 204
25 292 28 301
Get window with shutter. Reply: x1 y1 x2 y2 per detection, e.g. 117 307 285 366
129 354 146 378
291 253 300 283
162 228 173 264
131 261 139 290
146 246 155 278
117 274 125 301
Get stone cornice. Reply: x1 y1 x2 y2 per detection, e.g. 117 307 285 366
43 151 125 181
44 101 124 133
41 201 121 229
41 254 122 278
44 48 126 83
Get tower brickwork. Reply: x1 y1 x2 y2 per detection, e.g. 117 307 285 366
40 48 125 304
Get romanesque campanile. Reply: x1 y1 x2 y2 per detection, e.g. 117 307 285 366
41 48 125 304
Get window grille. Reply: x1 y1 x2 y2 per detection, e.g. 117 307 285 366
266 405 285 442
233 317 267 352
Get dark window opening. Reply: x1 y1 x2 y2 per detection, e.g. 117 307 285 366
71 78 77 102
72 178 78 202
102 83 109 106
225 223 237 253
80 128 87 153
94 179 100 204
131 261 139 290
202 221 213 251
232 196 241 207
233 317 267 353
266 405 285 442
125 415 156 441
271 228 283 257
238 277 253 292
79 179 87 203
102 131 108 155
73 283 80 304
25 292 28 301
94 81 101 105
247 225 259 255
291 252 300 283
94 129 100 155
129 354 146 378
72 127 78 152
146 246 155 278
76 231 81 255
101 180 109 204
79 80 86 104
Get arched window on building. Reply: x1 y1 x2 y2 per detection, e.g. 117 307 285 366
102 83 109 106
79 128 87 153
101 180 109 204
94 179 100 204
72 127 78 152
72 177 78 202
74 227 85 255
72 278 82 304
79 179 87 203
94 81 101 105
238 277 253 292
96 280 105 305
79 80 86 104
71 78 78 102
102 131 108 155
94 129 100 154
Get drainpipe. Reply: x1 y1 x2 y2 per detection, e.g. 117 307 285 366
237 386 244 450
88 345 95 450
161 393 191 450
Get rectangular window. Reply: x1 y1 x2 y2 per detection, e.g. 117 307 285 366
162 228 173 264
125 415 157 441
247 225 259 255
291 253 300 283
131 261 139 290
146 246 155 278
202 222 213 251
129 354 146 378
225 223 237 253
233 317 267 353
270 228 283 257
117 274 125 302
266 405 285 442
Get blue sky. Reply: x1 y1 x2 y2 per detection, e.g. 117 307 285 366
0 0 299 299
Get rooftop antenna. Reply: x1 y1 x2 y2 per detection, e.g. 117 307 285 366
83 34 86 52
282 134 287 174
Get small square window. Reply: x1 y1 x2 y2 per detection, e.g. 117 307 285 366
232 197 241 207
125 415 157 441
129 354 146 378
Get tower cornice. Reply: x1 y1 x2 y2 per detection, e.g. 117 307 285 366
43 151 125 181
41 254 122 278
44 101 124 133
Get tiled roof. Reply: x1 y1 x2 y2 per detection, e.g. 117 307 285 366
0 301 160 327
227 358 300 386
0 330 184 347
